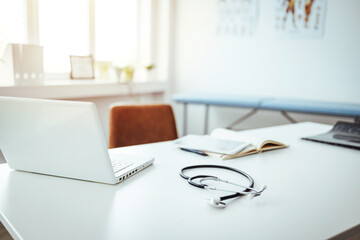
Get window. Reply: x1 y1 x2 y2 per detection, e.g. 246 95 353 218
95 0 138 66
1 0 153 80
39 0 90 73
0 0 27 46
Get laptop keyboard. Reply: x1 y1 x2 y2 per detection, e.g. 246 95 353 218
111 160 133 173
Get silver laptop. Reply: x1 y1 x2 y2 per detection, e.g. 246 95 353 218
0 96 154 184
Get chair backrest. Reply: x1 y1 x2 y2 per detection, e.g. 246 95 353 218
109 104 178 148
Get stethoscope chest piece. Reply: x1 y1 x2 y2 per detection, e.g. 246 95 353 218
205 197 227 208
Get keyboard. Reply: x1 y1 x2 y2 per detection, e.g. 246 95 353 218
111 160 133 173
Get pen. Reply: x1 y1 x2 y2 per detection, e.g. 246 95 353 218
180 148 208 156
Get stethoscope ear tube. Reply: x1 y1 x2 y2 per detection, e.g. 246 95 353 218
187 175 214 188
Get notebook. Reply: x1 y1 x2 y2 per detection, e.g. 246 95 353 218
175 129 288 160
0 96 154 184
209 128 288 159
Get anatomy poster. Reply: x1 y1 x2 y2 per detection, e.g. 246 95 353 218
275 0 326 37
216 0 258 36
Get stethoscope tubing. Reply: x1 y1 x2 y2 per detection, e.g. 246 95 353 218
180 164 255 201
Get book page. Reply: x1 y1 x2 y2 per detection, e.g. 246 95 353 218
211 128 266 146
174 134 249 155
259 140 287 152
210 128 287 150
206 144 259 160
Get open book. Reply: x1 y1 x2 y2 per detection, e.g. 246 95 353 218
207 128 288 160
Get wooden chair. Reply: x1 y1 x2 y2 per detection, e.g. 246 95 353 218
0 222 12 240
109 104 178 148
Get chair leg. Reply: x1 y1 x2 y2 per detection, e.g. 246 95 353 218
226 109 258 130
281 111 297 123
204 104 209 134
0 222 13 240
183 103 188 136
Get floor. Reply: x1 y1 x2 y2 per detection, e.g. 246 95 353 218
0 222 12 240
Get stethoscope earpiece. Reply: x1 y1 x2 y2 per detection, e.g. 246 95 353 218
246 184 268 200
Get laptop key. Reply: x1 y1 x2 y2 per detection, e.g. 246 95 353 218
111 160 133 173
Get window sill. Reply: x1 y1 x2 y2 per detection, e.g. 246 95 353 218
0 79 167 99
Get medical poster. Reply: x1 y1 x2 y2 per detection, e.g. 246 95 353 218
274 0 326 38
216 0 258 36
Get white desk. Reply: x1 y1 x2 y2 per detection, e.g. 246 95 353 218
0 122 359 240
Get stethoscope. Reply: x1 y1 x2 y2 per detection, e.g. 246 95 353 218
180 165 267 208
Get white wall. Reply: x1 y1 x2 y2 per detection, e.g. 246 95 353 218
170 0 360 135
